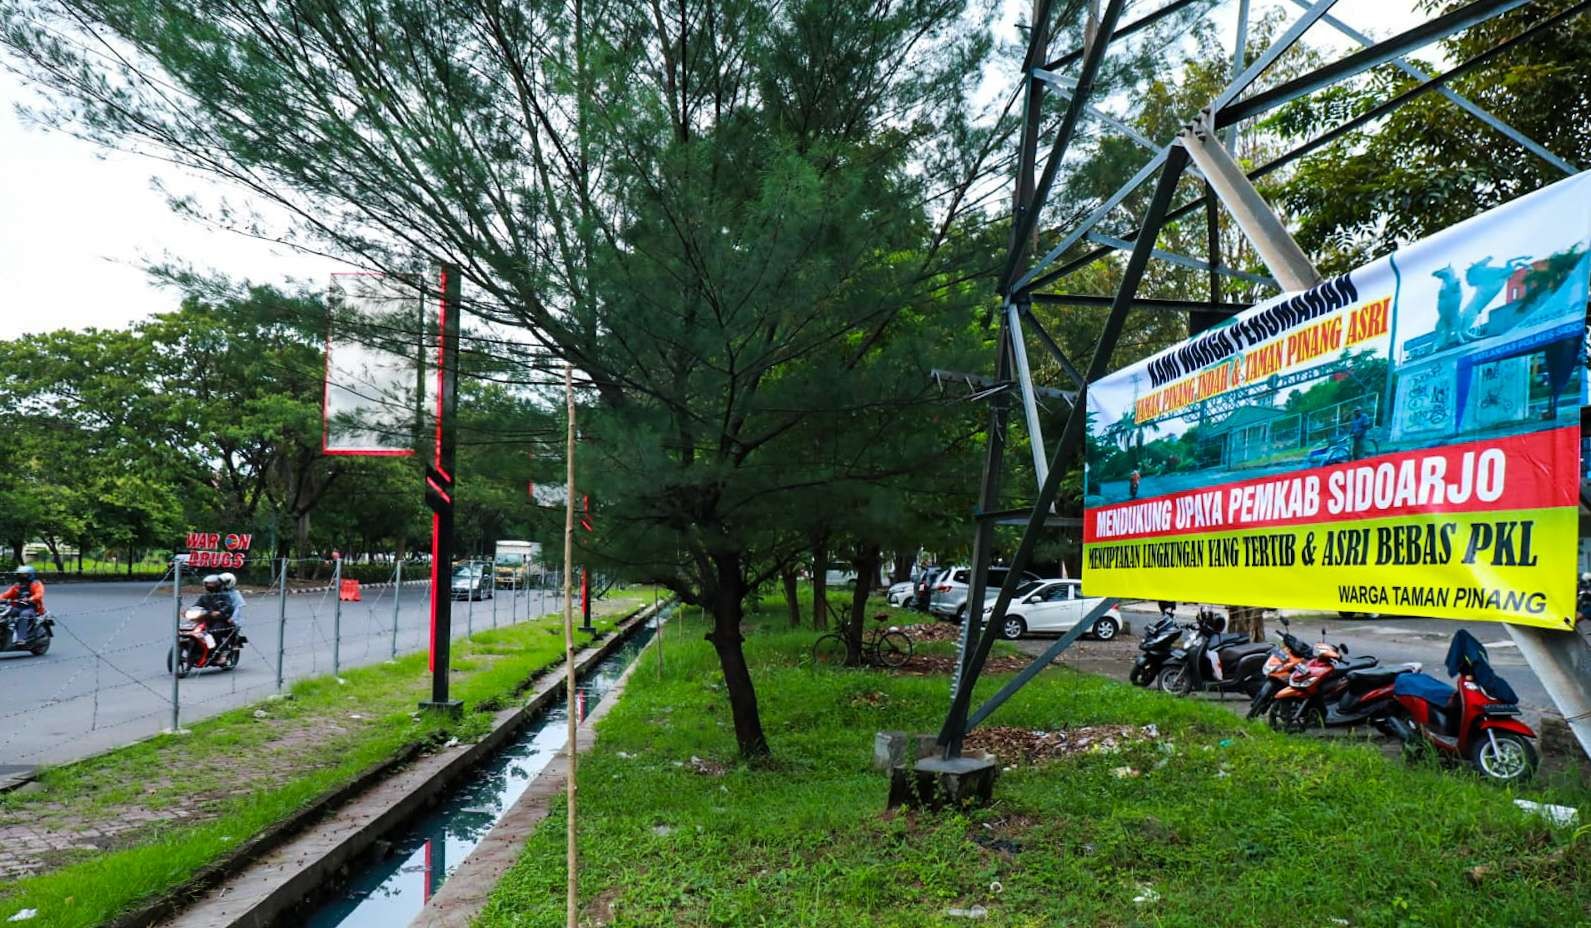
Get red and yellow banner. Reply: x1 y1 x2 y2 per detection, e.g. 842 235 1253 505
1083 174 1591 629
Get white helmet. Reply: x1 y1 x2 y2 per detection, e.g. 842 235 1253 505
220 572 237 590
202 574 223 592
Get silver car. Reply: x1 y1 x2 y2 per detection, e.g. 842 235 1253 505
928 566 1042 621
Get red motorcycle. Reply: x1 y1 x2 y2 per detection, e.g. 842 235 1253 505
1387 630 1537 784
1244 617 1314 720
166 605 246 678
1266 631 1417 734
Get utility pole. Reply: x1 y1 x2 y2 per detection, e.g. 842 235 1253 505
421 263 463 714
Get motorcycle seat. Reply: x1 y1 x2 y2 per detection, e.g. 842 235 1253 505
1342 656 1377 672
1393 671 1456 707
1210 632 1252 649
1345 662 1418 687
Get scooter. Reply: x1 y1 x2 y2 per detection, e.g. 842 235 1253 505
1129 607 1186 687
1386 629 1538 784
1157 608 1271 697
166 605 246 678
0 601 52 656
1267 630 1417 733
1245 617 1314 720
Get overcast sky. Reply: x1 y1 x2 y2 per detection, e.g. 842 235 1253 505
0 0 1423 337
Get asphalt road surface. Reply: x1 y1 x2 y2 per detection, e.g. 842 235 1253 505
0 580 565 767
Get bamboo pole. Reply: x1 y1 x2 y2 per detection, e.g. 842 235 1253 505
561 362 579 928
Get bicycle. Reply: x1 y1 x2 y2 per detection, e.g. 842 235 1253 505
812 613 913 668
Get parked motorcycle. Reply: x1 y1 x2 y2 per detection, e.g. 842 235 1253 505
1157 608 1271 697
1267 631 1419 733
166 604 246 677
1129 607 1186 687
1385 629 1538 784
1244 617 1314 720
0 601 52 656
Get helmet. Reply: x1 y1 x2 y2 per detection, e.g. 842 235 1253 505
219 572 237 590
15 565 36 585
202 574 223 593
1581 572 1590 583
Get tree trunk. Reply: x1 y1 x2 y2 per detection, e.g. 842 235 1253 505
811 536 829 631
706 553 769 758
9 541 22 567
781 566 800 627
844 544 882 666
891 549 916 584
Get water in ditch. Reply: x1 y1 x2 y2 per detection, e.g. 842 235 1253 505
300 613 664 928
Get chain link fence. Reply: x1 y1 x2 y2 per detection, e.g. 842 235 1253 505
0 558 562 768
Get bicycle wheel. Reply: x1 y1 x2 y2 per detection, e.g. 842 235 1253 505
811 633 848 667
875 630 913 668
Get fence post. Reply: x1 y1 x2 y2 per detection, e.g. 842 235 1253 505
391 559 402 659
331 557 343 677
276 557 288 693
491 568 499 628
170 557 182 733
467 560 476 635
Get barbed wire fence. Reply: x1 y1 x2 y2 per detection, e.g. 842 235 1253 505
0 556 567 768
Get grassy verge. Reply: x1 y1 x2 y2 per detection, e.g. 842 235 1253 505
0 589 658 928
477 608 1590 928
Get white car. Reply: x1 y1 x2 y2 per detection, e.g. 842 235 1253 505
982 579 1122 641
885 581 915 606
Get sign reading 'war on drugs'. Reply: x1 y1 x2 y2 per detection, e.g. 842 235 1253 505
1083 172 1591 630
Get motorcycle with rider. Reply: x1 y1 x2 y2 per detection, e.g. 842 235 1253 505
1 564 53 656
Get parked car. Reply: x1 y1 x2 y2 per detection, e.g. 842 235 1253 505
823 562 858 587
450 563 494 601
981 579 1123 640
929 565 1042 621
885 580 916 606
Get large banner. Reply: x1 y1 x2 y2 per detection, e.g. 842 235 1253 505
1084 172 1591 630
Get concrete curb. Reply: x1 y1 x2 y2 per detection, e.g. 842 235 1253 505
407 610 667 927
135 600 664 928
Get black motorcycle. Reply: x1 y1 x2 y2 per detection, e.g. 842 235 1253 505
1129 609 1186 687
1157 608 1270 697
0 601 53 656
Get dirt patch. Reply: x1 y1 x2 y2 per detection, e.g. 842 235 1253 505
891 654 1034 676
584 885 623 926
963 724 1158 765
899 622 963 643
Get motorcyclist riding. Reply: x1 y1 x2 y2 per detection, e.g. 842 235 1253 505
1 565 45 642
197 573 237 645
220 571 245 627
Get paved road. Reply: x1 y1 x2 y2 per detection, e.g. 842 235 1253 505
0 580 565 767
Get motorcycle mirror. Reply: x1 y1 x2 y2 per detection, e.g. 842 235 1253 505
1279 616 1290 627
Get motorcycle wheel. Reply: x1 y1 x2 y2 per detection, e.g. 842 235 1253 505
166 644 194 679
1128 663 1153 687
29 636 49 656
1471 731 1538 784
1268 699 1323 733
1157 663 1192 696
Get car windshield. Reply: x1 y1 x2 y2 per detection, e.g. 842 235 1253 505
452 565 481 579
987 580 1043 599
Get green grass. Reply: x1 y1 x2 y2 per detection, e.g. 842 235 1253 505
477 612 1591 928
0 589 659 928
